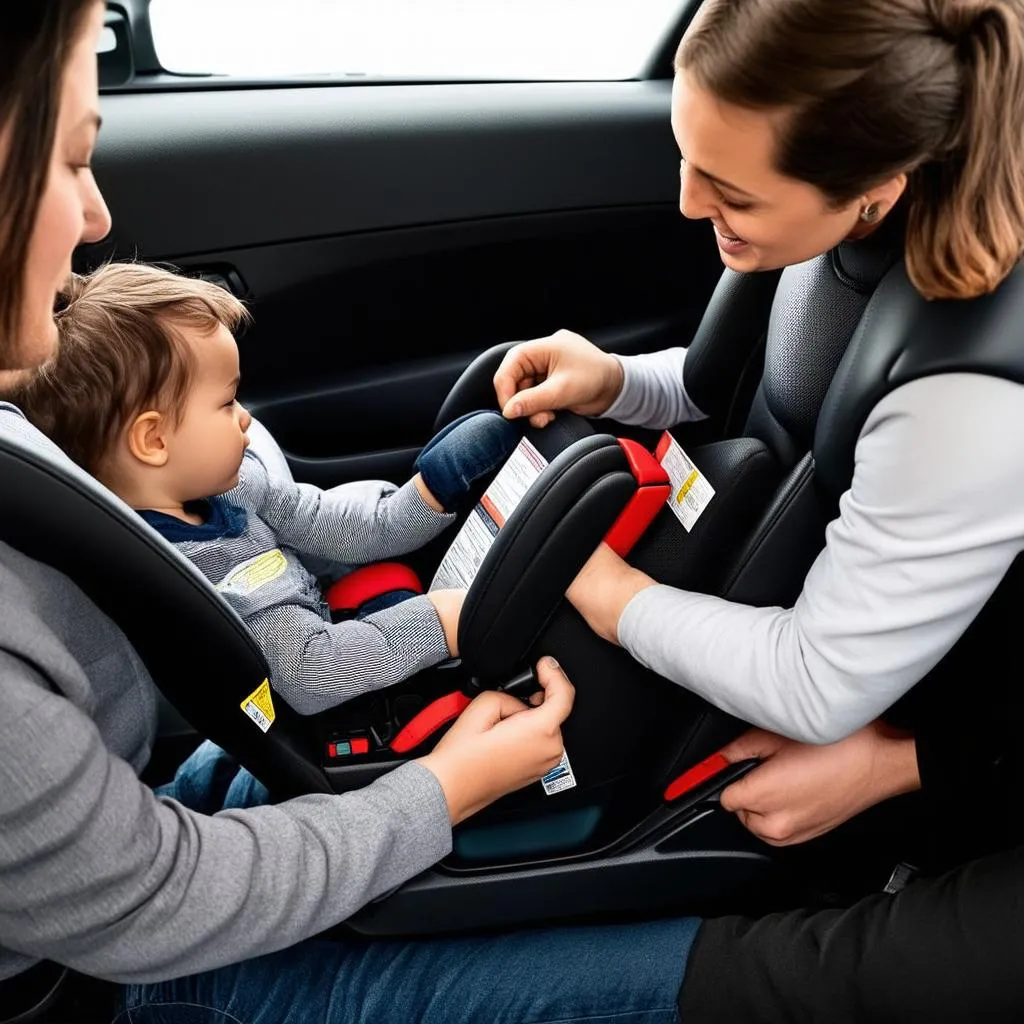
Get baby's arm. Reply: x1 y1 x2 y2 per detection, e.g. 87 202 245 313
230 412 522 564
229 451 455 564
245 591 463 715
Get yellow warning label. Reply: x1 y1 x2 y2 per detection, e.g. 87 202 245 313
217 549 288 597
675 470 700 504
240 679 276 733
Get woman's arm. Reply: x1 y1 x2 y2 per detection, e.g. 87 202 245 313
0 651 450 984
0 654 572 984
570 374 1024 744
716 721 920 846
602 348 709 429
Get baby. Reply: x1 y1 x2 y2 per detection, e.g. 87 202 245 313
15 263 521 714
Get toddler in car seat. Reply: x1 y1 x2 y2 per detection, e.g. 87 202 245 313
12 262 522 715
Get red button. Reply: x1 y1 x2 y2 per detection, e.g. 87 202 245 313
350 737 369 755
663 752 730 802
327 742 337 758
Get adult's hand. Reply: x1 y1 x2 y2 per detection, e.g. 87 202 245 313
718 721 921 846
493 329 625 429
416 656 575 825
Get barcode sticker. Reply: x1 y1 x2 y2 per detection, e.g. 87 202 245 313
541 750 577 796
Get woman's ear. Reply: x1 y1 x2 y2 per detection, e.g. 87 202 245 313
127 410 170 467
864 172 909 223
846 172 908 240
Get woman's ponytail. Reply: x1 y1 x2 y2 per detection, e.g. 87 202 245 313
907 0 1024 299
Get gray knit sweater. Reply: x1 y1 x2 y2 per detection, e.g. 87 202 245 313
143 450 455 714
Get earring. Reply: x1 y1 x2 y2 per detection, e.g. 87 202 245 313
860 202 881 223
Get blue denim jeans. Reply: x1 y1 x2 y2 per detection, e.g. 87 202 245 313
155 738 270 812
353 588 419 618
126 744 699 1023
415 409 522 512
115 917 698 1024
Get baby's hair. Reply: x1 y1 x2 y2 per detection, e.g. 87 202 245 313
14 262 249 475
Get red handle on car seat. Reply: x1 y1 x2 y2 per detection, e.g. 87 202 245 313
324 562 424 613
663 752 731 802
663 752 761 804
389 691 473 754
603 439 672 558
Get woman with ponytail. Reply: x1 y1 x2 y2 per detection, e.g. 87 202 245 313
500 0 1024 799
493 2 1024 1014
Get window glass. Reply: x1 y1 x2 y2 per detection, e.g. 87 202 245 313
149 0 686 81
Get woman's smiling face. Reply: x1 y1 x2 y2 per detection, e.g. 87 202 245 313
671 71 869 272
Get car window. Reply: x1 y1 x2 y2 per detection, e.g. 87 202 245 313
149 0 687 81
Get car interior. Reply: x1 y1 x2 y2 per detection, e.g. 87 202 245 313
5 0 1024 1020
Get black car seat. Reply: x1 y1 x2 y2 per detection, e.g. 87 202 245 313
0 414 330 802
5 219 1019 938
378 220 906 880
339 243 1024 938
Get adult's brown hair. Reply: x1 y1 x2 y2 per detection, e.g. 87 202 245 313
678 0 1024 299
0 0 100 351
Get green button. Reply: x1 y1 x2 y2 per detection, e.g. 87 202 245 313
335 741 351 756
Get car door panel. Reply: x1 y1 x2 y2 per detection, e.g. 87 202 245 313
88 81 722 487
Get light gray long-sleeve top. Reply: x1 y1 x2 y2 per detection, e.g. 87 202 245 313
0 407 452 985
604 349 1024 744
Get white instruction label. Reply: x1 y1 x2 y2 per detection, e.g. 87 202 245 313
657 433 715 532
429 437 548 591
541 750 577 796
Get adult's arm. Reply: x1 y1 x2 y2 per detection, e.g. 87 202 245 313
493 331 707 428
602 348 708 428
606 373 1024 743
0 651 451 984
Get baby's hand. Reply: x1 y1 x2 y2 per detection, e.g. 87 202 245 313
415 410 523 513
427 588 466 656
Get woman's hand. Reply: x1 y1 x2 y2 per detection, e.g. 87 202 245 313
493 329 625 429
416 656 575 825
566 542 656 644
718 721 921 846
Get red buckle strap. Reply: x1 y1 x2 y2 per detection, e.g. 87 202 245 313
389 691 473 754
324 562 424 613
603 439 672 558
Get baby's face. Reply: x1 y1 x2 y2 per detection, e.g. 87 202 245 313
168 322 251 500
